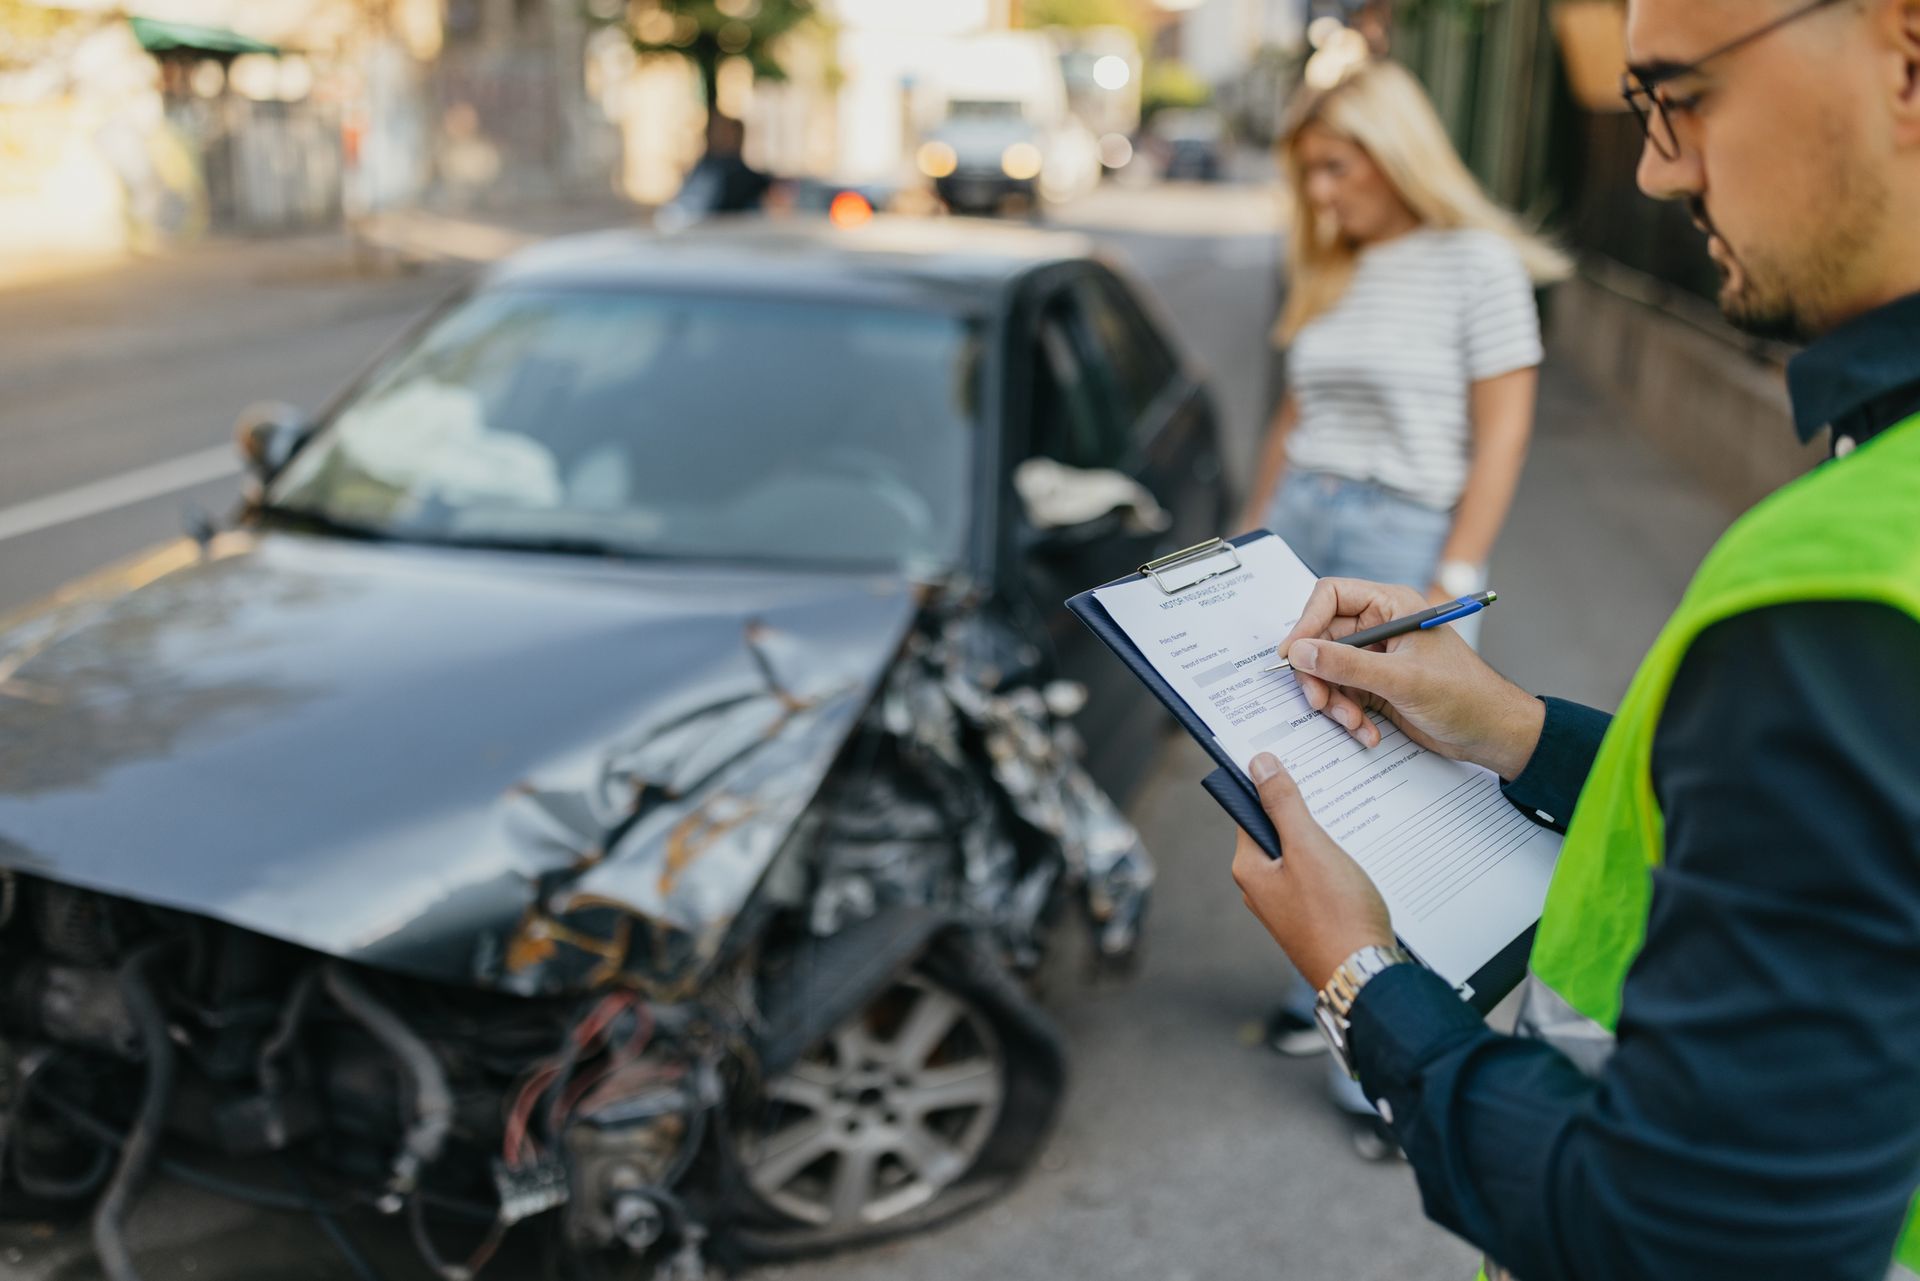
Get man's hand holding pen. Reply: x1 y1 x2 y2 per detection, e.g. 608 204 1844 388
1230 577 1549 987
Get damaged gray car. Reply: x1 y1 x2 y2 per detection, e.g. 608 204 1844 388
0 219 1226 1279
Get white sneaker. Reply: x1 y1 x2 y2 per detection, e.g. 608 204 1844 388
1264 1007 1327 1058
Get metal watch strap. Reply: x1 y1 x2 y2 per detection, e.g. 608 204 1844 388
1320 944 1413 1020
1313 944 1414 1076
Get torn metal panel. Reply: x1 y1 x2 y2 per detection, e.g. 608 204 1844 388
810 607 1154 966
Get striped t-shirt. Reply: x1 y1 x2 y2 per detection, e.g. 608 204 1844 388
1284 227 1544 511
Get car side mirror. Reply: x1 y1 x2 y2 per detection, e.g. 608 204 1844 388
234 401 305 498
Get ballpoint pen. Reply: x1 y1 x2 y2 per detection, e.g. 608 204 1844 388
1264 590 1499 673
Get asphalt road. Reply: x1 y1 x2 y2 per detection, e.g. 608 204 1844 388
0 183 1737 1281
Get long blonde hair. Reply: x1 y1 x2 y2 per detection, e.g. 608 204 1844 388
1276 59 1571 345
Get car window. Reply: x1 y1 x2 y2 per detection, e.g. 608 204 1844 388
1029 293 1124 471
1070 272 1180 429
268 289 982 576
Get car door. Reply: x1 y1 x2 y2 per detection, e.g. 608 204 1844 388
1074 264 1227 552
1008 265 1226 799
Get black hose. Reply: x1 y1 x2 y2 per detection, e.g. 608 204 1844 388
11 1126 112 1201
321 964 454 1205
91 941 177 1281
664 1099 707 1188
257 967 319 1112
8 1051 113 1201
40 1089 496 1224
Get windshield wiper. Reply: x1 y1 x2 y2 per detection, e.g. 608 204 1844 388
256 507 658 560
413 532 659 560
254 504 396 543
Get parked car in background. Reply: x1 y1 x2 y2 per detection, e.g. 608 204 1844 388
915 31 1088 216
918 99 1051 216
1147 108 1231 183
0 218 1227 1280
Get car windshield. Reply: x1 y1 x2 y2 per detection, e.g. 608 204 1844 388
268 288 983 575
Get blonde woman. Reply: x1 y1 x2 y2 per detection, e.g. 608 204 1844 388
1243 58 1569 1155
1243 59 1569 637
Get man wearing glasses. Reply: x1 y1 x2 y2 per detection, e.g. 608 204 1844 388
1227 0 1920 1277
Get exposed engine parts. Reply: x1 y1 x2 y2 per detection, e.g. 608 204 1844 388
0 606 1149 1278
0 911 723 1280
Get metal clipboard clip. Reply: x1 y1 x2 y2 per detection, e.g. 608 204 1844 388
1139 537 1242 595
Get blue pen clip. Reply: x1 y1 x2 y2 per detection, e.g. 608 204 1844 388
1420 598 1488 629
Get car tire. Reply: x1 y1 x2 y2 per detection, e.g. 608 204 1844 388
714 925 1065 1261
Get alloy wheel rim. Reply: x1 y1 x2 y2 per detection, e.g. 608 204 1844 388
739 974 1005 1229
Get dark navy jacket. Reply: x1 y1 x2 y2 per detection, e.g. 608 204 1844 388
1348 291 1920 1280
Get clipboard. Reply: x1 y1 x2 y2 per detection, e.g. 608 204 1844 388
1066 531 1533 1014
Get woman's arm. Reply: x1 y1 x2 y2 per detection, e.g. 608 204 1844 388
1239 392 1298 529
1431 366 1538 598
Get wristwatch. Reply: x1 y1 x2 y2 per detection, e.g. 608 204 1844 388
1434 559 1486 600
1314 943 1415 1076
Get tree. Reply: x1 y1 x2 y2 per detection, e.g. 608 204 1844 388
0 0 85 69
622 0 820 117
1019 0 1148 40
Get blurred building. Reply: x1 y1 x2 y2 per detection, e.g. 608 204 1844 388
431 0 618 207
0 0 623 272
1175 0 1302 86
1152 0 1302 145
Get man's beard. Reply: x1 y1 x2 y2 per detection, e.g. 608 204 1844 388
1695 199 1819 343
1692 137 1886 344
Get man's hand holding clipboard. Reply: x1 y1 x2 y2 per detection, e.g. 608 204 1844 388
1229 576 1552 994
1066 532 1560 1015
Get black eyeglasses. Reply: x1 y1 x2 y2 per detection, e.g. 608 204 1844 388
1621 0 1846 160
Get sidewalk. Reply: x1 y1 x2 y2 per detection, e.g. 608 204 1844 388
1483 361 1736 707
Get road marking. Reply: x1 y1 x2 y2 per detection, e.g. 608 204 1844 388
0 446 241 544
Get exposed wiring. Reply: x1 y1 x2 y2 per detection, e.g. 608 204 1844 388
503 992 651 1167
545 996 651 1138
322 964 453 1207
504 1061 562 1164
91 940 176 1281
408 1191 507 1281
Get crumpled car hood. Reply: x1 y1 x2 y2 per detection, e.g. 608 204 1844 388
0 531 915 992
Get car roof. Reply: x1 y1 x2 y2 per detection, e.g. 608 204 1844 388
483 216 1101 310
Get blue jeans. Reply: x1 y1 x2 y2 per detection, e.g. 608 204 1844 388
1266 469 1482 648
1264 470 1452 588
1264 471 1455 1117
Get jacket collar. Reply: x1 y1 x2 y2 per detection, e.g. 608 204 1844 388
1785 290 1920 451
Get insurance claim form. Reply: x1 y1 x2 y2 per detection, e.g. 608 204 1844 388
1093 535 1558 989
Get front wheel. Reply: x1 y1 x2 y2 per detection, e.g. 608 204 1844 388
738 973 1003 1230
719 930 1065 1258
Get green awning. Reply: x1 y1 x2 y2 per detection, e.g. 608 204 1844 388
128 15 278 57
